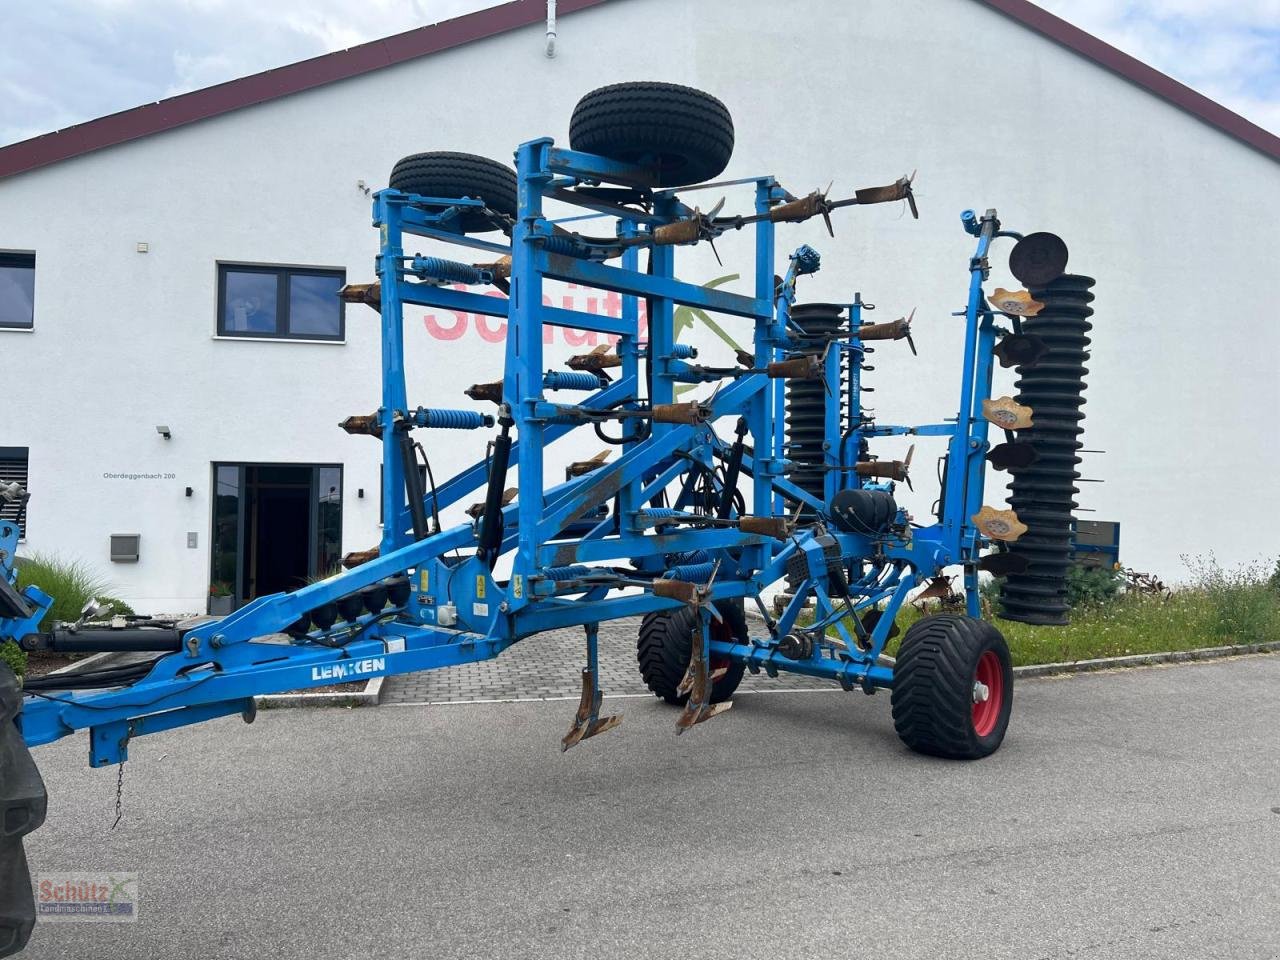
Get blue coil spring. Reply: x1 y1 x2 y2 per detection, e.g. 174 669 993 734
539 235 583 257
668 344 699 360
541 564 594 581
640 508 682 525
663 562 716 583
410 256 488 285
543 370 601 392
672 550 710 565
414 408 492 430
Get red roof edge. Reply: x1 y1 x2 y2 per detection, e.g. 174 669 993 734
0 0 612 180
1 0 1275 179
978 0 1279 162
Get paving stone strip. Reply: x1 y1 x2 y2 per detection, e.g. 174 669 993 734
380 616 832 704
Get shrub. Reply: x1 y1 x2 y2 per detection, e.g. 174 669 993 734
0 640 26 678
1183 554 1280 645
1066 565 1123 608
13 553 134 631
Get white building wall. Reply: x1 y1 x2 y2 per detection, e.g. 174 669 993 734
1 0 1277 610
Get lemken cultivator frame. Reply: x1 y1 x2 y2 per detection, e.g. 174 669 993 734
0 82 1096 954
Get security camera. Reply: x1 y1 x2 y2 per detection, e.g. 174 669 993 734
156 425 172 440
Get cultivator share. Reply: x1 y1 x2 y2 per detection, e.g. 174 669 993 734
0 82 1098 954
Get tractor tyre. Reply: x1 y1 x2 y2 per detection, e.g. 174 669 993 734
387 152 518 233
637 599 747 705
890 614 1012 760
0 664 45 958
569 81 735 187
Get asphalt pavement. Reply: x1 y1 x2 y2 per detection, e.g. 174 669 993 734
20 654 1280 960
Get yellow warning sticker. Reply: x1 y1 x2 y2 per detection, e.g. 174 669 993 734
475 576 486 600
512 575 523 599
419 569 429 592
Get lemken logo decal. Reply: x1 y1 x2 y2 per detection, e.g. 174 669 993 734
311 657 386 682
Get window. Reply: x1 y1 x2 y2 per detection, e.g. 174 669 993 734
0 253 35 329
217 264 344 340
0 447 29 538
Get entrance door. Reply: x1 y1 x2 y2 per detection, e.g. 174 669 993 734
210 463 342 611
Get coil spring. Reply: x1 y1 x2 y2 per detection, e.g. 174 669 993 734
415 408 492 430
668 343 698 360
663 562 716 583
410 256 487 285
784 303 848 519
640 508 682 526
998 274 1096 626
541 564 594 581
671 550 710 565
543 370 601 392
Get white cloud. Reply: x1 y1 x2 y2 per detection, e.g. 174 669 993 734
1035 0 1280 132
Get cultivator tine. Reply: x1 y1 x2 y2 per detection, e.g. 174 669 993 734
567 449 611 478
561 669 622 751
465 380 504 404
338 281 381 311
652 401 712 425
341 547 380 568
737 516 792 539
674 616 732 734
566 344 622 375
766 355 823 379
465 487 517 519
858 308 915 355
339 413 383 437
561 623 622 752
981 396 1034 430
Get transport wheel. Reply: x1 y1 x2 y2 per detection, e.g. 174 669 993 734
569 81 735 187
387 151 518 233
0 664 45 958
637 599 747 705
890 614 1013 759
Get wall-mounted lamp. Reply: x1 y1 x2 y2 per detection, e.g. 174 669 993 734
156 425 171 440
185 486 193 497
358 488 365 499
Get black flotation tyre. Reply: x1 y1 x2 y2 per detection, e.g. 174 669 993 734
890 614 1013 760
569 81 735 187
637 599 747 705
387 151 518 233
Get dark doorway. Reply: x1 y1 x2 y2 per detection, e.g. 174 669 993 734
210 463 342 612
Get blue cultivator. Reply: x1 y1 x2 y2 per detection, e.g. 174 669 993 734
0 82 1095 955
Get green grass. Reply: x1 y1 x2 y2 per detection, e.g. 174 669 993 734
835 557 1280 667
884 589 1276 666
14 552 135 632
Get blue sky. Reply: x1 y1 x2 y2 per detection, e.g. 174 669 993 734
1 0 1277 147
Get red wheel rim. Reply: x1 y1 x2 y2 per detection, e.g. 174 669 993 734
971 650 1004 737
709 616 734 677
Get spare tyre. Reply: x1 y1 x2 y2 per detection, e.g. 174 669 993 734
387 151 518 233
569 81 734 187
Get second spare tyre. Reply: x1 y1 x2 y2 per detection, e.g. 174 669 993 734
569 81 734 188
387 151 518 234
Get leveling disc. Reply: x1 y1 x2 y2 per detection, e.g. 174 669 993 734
1009 232 1068 287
